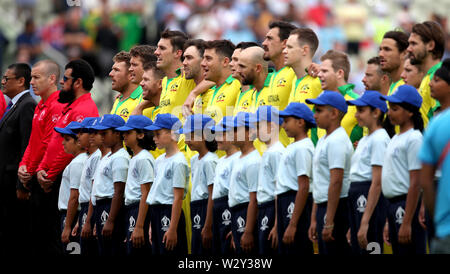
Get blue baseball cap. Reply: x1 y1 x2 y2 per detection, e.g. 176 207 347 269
91 114 125 130
88 117 101 131
70 117 98 132
347 90 388 113
380 84 422 109
232 112 256 128
116 115 153 132
54 121 80 136
305 90 348 113
176 114 215 134
144 113 182 131
279 102 317 127
211 116 234 132
250 105 283 125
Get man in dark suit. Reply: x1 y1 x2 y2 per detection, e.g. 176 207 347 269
0 63 36 255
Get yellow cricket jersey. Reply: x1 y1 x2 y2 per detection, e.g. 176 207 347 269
204 75 241 123
233 85 255 115
255 67 294 110
110 86 143 121
193 88 214 115
288 74 323 106
418 62 442 128
159 68 196 120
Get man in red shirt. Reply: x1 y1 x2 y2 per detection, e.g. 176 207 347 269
18 60 65 191
35 59 99 255
0 90 5 118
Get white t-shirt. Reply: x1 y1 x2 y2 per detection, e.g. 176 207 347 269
276 138 314 195
257 141 284 204
382 128 423 199
146 152 190 205
350 128 390 182
58 152 88 211
93 148 130 199
212 151 241 200
91 151 111 205
312 127 353 204
124 149 155 206
190 151 218 202
79 149 101 204
228 149 261 208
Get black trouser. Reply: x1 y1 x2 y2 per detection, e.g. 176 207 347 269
348 181 386 254
277 191 313 255
124 201 151 255
257 200 276 255
59 209 79 254
78 202 98 256
230 202 258 255
0 174 32 255
316 198 352 255
212 196 233 255
386 194 426 254
149 204 187 255
30 174 63 255
190 199 211 255
93 198 126 256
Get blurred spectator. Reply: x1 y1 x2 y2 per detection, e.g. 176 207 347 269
40 12 66 52
96 11 121 78
186 6 221 40
369 3 394 46
247 0 274 43
0 29 9 76
307 0 330 27
63 7 91 59
335 0 368 55
16 0 36 18
16 18 41 65
397 2 415 34
443 33 450 60
317 12 346 58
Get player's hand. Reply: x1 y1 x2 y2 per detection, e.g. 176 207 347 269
81 220 92 239
61 226 72 244
283 223 297 245
182 94 195 118
201 225 213 250
148 224 152 245
398 223 412 244
18 165 32 184
227 231 234 250
268 226 278 249
163 228 178 251
72 221 79 237
102 219 114 239
308 221 318 243
322 224 335 242
131 226 145 248
346 228 351 245
240 231 254 253
307 63 320 77
419 202 427 230
357 222 369 249
37 170 52 192
16 189 30 200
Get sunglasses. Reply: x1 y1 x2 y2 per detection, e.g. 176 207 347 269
63 75 74 82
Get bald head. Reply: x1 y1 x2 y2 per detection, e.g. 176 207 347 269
239 46 268 72
237 46 269 86
31 59 60 97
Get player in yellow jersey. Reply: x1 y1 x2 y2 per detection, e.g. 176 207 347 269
379 31 409 96
284 27 322 109
109 51 144 121
232 42 260 115
362 57 390 96
318 50 363 146
261 20 297 111
182 39 216 115
407 21 446 127
201 40 241 123
154 29 196 120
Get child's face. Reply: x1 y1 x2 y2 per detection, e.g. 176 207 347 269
387 103 411 126
100 129 119 148
256 120 277 142
123 130 139 148
62 135 78 155
314 105 332 129
355 106 373 128
89 132 98 149
281 116 300 138
77 132 90 150
185 132 203 152
153 129 174 149
234 126 253 147
93 131 104 147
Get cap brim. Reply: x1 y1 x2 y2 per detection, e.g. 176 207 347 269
91 125 110 130
305 98 326 105
54 127 75 135
346 99 368 107
144 124 164 131
115 126 134 132
278 110 292 117
380 95 402 103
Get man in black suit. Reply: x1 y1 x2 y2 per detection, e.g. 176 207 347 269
0 63 36 255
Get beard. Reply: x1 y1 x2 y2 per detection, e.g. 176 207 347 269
242 73 256 86
409 48 427 63
58 83 76 104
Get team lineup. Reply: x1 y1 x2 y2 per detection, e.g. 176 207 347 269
1 19 450 256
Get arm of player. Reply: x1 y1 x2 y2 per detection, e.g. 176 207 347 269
163 187 184 251
322 168 344 242
283 175 309 245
